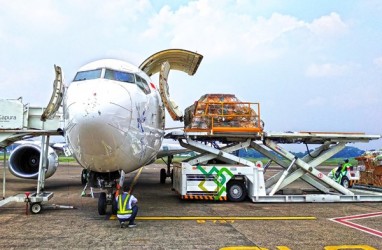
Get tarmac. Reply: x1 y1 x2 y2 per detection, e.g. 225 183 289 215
0 162 382 250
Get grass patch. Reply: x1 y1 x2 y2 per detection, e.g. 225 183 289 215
0 155 358 166
58 156 77 163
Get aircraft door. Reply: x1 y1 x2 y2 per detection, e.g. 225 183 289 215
41 65 64 121
139 49 203 122
159 61 183 121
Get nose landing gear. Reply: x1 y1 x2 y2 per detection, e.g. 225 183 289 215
160 155 173 184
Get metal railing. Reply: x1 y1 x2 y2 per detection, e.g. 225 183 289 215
185 101 263 134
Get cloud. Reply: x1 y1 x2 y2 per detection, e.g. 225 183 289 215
307 12 348 38
305 96 327 107
330 84 381 110
141 1 348 62
305 62 357 77
0 1 68 33
0 1 70 53
374 56 382 68
70 0 152 24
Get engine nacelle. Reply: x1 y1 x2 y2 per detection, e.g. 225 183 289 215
9 143 58 179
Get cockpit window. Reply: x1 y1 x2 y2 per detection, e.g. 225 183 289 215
135 75 151 94
73 69 102 81
104 69 135 83
72 68 150 96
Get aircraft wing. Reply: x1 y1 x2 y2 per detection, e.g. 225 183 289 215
156 143 190 159
50 142 65 151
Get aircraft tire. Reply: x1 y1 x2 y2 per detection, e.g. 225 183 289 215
171 169 174 186
160 168 166 184
112 194 118 215
227 180 247 202
30 202 42 214
81 169 87 185
98 192 107 215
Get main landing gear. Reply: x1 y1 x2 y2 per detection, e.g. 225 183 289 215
160 155 174 184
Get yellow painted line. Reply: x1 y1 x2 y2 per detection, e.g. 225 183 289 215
109 215 316 220
220 245 379 250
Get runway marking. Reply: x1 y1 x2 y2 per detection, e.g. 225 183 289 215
109 215 316 221
221 245 378 250
329 211 382 238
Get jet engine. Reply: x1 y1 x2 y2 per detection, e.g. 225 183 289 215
9 143 58 179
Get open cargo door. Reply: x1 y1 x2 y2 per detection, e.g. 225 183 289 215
41 65 64 121
139 49 203 121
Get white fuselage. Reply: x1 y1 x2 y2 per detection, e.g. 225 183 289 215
63 59 165 173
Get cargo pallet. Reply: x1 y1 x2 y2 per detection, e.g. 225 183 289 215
355 152 382 188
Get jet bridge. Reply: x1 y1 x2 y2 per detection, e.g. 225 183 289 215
167 130 382 203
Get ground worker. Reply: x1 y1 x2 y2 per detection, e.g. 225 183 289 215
339 159 352 179
334 159 352 183
342 159 353 172
116 187 138 228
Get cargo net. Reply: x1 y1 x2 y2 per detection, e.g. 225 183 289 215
355 151 382 187
184 94 263 134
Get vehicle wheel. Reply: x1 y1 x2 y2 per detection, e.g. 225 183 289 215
111 193 118 215
341 177 350 189
160 168 166 184
227 180 247 202
30 203 42 214
98 192 107 215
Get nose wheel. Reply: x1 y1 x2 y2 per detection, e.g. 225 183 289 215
98 192 107 215
160 168 167 184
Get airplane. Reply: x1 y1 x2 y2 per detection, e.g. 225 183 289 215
6 49 203 215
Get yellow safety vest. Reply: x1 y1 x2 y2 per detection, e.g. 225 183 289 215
342 162 352 172
117 194 133 215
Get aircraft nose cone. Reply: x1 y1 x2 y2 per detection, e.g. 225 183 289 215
65 81 132 159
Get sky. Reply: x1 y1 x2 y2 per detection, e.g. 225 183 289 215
0 0 381 151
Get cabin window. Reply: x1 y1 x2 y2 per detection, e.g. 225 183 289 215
104 69 135 83
73 69 102 81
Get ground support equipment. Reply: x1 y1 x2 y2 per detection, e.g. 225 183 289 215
0 66 66 213
167 130 382 203
0 136 56 213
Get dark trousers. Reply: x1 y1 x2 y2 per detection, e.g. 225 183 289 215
118 205 138 224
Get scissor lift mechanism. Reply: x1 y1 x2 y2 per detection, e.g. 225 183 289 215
167 130 382 202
